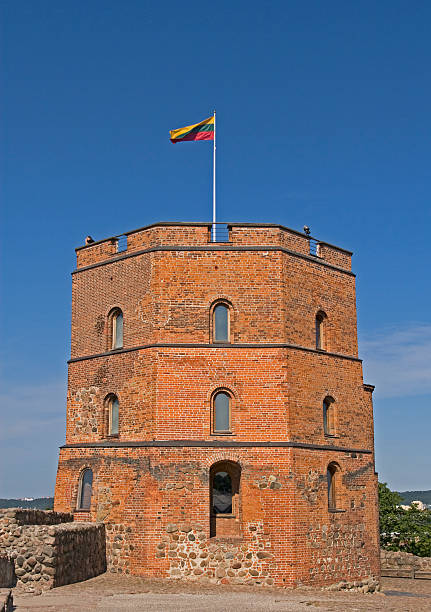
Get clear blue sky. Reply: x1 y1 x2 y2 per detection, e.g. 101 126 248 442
1 1 430 497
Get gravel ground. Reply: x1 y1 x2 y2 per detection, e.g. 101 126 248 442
12 575 431 611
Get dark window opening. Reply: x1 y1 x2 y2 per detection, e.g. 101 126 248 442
210 461 241 537
111 309 123 349
214 303 229 342
315 311 326 350
214 391 231 433
77 468 93 510
108 395 119 436
327 463 338 510
323 396 335 436
212 471 232 514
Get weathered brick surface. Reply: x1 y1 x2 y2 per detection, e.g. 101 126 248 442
55 221 380 588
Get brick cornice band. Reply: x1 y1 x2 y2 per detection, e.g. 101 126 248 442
60 439 372 454
68 343 362 364
72 245 355 276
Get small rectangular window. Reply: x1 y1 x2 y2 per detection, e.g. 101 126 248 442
316 318 322 349
113 312 123 349
323 397 335 436
109 398 119 435
327 464 338 510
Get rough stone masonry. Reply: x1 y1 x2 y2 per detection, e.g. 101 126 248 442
0 509 105 593
54 221 381 588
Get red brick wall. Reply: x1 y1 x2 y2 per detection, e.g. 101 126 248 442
55 446 379 586
286 351 373 448
282 255 358 355
55 222 379 587
76 238 117 268
71 252 356 358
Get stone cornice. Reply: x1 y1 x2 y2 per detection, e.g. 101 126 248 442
68 343 362 364
60 439 372 454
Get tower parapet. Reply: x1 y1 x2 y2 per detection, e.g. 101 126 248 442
75 222 352 272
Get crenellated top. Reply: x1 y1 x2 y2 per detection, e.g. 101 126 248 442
75 222 352 272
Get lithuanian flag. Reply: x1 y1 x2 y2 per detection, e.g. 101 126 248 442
170 115 215 143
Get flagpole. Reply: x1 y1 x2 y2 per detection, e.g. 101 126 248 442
212 110 216 242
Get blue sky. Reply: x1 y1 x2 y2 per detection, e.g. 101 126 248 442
1 1 430 497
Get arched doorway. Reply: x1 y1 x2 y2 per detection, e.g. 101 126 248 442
210 461 241 537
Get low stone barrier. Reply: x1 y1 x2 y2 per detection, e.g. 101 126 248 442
52 522 106 588
0 509 72 527
381 549 431 579
0 509 106 593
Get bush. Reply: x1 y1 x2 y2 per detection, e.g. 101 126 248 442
379 482 431 557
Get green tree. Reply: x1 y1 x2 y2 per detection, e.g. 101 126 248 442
379 482 431 556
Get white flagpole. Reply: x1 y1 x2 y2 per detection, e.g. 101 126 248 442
212 110 216 242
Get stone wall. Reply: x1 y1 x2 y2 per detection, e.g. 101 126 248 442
0 509 106 593
50 522 106 587
0 509 73 527
105 523 133 575
381 549 431 579
158 521 276 585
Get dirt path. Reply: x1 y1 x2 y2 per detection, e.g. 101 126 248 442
12 575 431 611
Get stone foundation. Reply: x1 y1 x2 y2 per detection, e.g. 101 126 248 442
105 523 133 575
158 521 275 585
0 509 106 593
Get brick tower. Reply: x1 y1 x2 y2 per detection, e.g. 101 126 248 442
54 222 380 588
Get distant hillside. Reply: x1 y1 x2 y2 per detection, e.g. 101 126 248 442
397 490 431 506
0 497 54 510
2 492 429 510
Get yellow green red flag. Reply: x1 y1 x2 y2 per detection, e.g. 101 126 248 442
170 115 215 143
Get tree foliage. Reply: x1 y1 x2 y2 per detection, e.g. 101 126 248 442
379 482 431 557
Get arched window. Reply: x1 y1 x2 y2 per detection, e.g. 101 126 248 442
323 396 335 436
327 463 338 510
111 309 123 349
213 302 230 343
77 468 93 511
315 311 327 350
213 391 231 433
107 394 119 436
210 461 241 537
